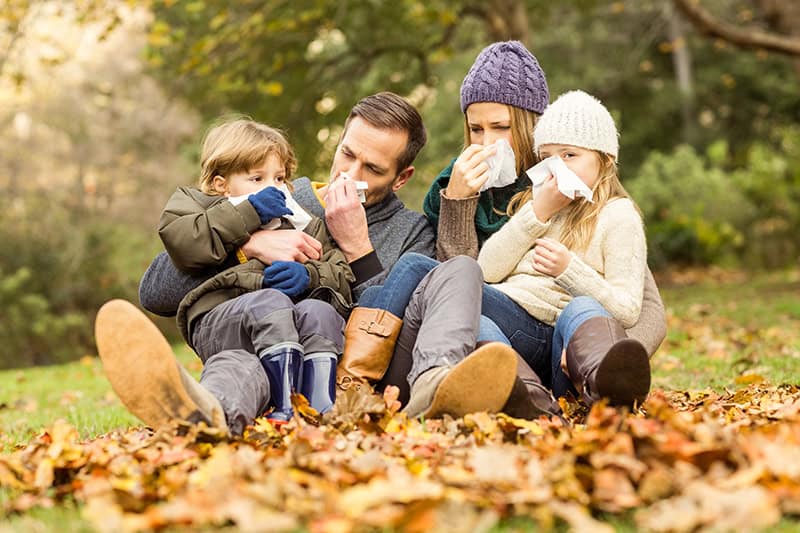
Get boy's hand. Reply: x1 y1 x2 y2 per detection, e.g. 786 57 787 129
249 186 293 224
262 261 310 298
532 238 571 277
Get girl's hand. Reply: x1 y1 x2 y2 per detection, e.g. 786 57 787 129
532 238 571 277
445 144 496 199
531 173 572 222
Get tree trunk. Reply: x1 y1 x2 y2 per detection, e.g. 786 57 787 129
666 1 695 143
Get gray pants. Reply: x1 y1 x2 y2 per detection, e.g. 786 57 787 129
191 289 345 434
398 256 483 387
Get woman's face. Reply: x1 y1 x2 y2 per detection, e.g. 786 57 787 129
466 102 513 147
538 144 602 189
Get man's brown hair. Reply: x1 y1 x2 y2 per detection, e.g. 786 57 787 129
345 92 427 174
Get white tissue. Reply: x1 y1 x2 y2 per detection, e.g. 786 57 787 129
228 184 313 231
480 139 518 192
334 171 368 203
525 156 594 203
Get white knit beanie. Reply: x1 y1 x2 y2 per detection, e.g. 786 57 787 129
533 90 619 158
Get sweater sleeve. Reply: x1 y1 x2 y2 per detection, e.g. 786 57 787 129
555 200 646 329
478 201 551 283
625 267 667 356
138 251 215 317
158 187 263 272
436 190 480 260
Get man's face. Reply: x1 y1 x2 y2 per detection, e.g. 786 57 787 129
329 117 413 206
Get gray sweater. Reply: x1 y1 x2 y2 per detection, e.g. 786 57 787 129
139 177 435 316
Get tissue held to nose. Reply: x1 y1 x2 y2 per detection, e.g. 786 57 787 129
525 156 594 203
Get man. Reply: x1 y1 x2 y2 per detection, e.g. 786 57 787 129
98 92 436 435
139 92 435 317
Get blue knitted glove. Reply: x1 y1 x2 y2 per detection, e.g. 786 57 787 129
248 186 293 224
262 261 310 298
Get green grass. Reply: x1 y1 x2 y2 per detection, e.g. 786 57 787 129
2 269 800 531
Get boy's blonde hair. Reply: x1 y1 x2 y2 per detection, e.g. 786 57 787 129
198 118 297 195
508 151 640 251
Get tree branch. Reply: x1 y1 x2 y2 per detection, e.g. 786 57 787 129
673 0 800 56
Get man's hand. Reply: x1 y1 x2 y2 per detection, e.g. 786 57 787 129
324 176 372 261
241 229 322 264
532 237 571 277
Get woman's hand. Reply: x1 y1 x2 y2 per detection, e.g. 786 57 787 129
531 173 572 222
532 237 571 277
445 144 495 199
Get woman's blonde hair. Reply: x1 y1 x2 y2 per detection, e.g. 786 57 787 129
509 151 639 251
463 104 539 215
198 118 297 195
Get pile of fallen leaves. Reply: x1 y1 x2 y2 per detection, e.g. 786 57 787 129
2 384 800 532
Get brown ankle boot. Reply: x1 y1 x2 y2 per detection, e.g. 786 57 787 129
337 307 402 390
565 316 651 407
502 353 563 419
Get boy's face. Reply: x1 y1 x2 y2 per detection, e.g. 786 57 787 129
214 152 286 197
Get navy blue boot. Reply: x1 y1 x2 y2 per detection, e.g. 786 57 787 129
260 343 304 423
300 352 337 414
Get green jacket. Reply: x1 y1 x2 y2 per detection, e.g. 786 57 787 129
159 187 355 346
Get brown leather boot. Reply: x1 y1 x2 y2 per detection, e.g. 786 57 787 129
565 316 651 407
337 307 403 390
502 353 563 419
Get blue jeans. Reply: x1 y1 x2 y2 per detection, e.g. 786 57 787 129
359 253 509 345
480 284 554 385
550 296 612 398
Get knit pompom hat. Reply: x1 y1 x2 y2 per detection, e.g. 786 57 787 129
533 90 619 159
460 41 549 114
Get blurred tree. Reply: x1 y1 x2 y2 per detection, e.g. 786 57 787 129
674 0 800 56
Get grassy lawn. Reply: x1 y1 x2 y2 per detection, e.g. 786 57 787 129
2 268 799 531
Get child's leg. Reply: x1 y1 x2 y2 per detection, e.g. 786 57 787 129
294 299 345 414
555 296 650 407
192 289 304 422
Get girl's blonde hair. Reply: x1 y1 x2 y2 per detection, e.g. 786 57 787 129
509 151 639 251
198 118 297 195
463 104 539 216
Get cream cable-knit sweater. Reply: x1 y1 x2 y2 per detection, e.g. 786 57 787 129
478 198 646 328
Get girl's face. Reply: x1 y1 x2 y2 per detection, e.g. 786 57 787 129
538 144 602 189
214 152 286 197
466 102 513 146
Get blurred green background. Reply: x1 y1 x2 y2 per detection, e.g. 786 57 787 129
1 0 799 368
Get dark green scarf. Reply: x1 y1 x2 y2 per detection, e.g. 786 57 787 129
423 158 530 245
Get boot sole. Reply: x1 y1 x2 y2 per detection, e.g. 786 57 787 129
594 338 651 406
425 342 517 418
95 300 206 429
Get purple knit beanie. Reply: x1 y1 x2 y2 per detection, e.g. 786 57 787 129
460 41 549 115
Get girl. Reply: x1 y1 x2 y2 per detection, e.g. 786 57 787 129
478 90 650 406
